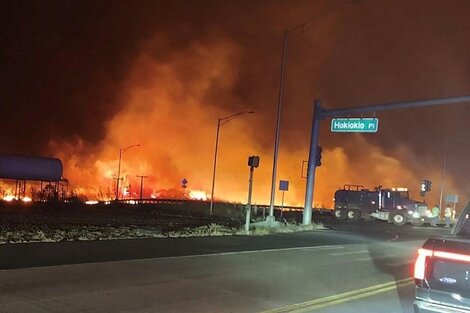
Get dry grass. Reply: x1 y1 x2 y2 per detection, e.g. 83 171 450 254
247 222 326 235
0 222 325 244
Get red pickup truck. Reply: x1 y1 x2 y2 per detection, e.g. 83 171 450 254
414 201 470 312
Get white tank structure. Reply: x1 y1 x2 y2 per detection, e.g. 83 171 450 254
0 154 63 181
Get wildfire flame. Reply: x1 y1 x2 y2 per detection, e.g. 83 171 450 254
189 190 207 201
2 195 32 203
38 35 462 208
3 195 16 202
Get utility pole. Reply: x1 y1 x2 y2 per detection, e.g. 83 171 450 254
136 175 148 201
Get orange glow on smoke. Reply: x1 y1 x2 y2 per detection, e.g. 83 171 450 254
44 37 460 208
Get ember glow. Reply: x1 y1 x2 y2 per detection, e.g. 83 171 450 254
3 195 16 202
189 190 208 201
2 195 32 203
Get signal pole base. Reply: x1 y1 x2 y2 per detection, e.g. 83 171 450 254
266 215 276 223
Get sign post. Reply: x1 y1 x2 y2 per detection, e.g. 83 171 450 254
279 180 289 219
181 178 188 196
245 156 260 234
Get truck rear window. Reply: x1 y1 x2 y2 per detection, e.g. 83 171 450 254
457 213 470 238
455 202 470 238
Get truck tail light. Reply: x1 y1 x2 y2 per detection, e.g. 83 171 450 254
414 248 470 280
414 248 433 280
434 251 470 263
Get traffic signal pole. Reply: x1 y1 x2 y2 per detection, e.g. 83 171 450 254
303 100 322 225
303 95 470 225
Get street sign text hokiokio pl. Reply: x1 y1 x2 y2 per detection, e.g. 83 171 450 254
330 118 379 133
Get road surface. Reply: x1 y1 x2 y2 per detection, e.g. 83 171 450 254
0 216 451 312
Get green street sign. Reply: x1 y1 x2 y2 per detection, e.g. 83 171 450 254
331 118 379 133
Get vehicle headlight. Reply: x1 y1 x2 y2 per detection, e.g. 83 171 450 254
412 212 420 218
408 210 414 215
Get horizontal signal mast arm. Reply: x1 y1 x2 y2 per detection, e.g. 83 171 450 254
317 95 470 119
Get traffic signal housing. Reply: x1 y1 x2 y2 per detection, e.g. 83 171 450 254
248 155 260 168
425 180 432 191
315 146 322 167
420 179 432 193
420 181 426 193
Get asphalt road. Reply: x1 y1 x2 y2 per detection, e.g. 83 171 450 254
0 216 451 313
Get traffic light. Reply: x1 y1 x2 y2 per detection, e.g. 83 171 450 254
426 180 432 191
248 155 260 168
315 146 322 167
420 181 426 192
420 179 432 193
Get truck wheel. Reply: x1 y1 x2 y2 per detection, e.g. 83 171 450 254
347 209 361 221
410 218 424 226
334 208 347 221
391 211 406 226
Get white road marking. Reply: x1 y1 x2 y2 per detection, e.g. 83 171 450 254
147 244 346 261
330 250 369 256
316 245 345 250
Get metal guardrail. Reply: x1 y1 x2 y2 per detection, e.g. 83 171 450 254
98 199 333 215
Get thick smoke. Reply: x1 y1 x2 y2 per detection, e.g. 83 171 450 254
1 0 469 207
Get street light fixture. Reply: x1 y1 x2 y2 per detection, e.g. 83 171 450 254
115 144 141 201
209 110 254 214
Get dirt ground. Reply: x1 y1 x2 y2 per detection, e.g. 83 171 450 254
0 200 243 243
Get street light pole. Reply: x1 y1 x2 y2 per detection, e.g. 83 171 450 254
268 1 357 221
115 144 141 201
268 30 288 221
209 118 221 214
116 149 123 201
209 110 254 215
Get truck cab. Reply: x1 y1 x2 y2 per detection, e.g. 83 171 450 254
414 201 470 312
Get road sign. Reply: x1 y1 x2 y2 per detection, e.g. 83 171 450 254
279 180 289 191
331 118 379 133
248 155 260 168
445 194 459 204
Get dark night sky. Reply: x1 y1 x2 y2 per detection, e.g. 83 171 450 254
1 0 469 204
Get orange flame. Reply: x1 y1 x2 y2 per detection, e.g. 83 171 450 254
44 36 462 209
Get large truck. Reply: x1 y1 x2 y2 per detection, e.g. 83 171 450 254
333 184 428 226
